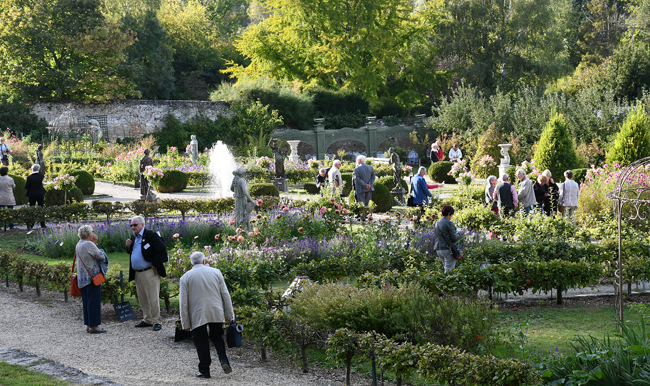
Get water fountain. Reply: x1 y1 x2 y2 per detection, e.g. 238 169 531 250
208 141 237 197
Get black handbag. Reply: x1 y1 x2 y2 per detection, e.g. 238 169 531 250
407 196 414 207
226 323 243 348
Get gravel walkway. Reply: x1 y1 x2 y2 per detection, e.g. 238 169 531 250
0 283 351 386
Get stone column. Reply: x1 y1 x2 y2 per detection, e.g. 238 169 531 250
366 116 377 156
498 144 512 178
314 118 326 159
287 140 301 162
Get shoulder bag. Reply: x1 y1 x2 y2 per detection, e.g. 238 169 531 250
78 252 105 286
70 253 82 297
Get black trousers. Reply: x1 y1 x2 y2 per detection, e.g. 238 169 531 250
192 323 228 375
28 195 46 228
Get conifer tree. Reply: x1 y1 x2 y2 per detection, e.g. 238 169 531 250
533 112 578 181
606 107 650 166
471 123 503 178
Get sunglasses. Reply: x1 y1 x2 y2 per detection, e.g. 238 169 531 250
129 223 141 228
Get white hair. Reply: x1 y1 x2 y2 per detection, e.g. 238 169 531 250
419 166 427 174
486 175 497 186
542 169 552 178
319 168 326 174
502 174 510 182
31 164 40 172
130 216 145 226
78 225 93 240
516 169 526 177
190 251 206 265
356 155 366 164
333 160 341 167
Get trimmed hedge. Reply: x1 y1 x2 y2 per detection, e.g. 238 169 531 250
8 174 26 205
70 170 95 195
157 170 188 193
428 162 455 183
375 175 408 191
303 182 320 194
371 182 393 212
341 173 353 196
249 183 280 197
44 185 84 206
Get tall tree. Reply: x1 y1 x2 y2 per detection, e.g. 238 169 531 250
0 0 139 102
577 0 627 65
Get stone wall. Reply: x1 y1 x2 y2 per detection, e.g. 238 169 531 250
29 100 230 140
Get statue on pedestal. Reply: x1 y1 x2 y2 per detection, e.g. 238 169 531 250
268 138 285 179
500 145 511 165
230 168 257 229
139 149 155 200
388 147 402 191
36 144 45 174
190 134 199 166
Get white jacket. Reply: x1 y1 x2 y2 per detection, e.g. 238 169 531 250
180 264 234 330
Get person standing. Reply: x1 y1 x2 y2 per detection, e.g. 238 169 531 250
328 160 342 196
448 144 462 163
0 167 16 229
25 164 46 228
75 225 107 334
559 170 580 225
434 205 460 273
0 138 11 166
516 169 536 216
430 143 439 163
542 170 559 214
180 252 235 378
533 175 550 215
126 215 168 331
353 155 375 206
484 175 498 215
494 174 518 218
316 168 327 197
411 166 432 210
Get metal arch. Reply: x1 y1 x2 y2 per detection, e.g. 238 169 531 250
605 156 650 324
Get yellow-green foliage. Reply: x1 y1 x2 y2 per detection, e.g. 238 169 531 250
606 107 650 166
533 112 578 181
471 123 503 178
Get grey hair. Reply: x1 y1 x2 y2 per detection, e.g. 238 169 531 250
486 175 497 186
78 225 93 240
190 251 206 265
502 174 510 182
130 216 145 226
333 160 341 167
418 166 427 174
542 169 552 178
564 170 573 179
319 168 326 174
516 169 526 177
356 155 366 163
31 164 40 172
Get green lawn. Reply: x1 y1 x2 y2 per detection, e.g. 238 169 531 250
0 362 69 386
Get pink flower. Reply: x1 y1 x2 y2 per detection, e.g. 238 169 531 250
257 199 263 206
207 258 213 264
335 209 340 215
229 219 236 225
276 214 282 219
298 227 304 233
248 232 254 238
320 207 327 215
176 249 183 254
329 198 336 203
237 236 244 243
214 234 220 240
342 209 348 215
283 207 289 212
173 233 180 239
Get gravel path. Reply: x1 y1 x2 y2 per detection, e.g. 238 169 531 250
0 284 350 386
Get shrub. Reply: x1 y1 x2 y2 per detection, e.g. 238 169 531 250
471 123 504 178
156 170 188 193
341 173 353 196
309 88 369 116
303 182 320 194
248 183 280 197
428 161 455 183
371 183 393 212
323 112 367 130
572 168 588 183
606 106 650 166
70 170 95 195
370 98 404 118
0 94 49 140
8 174 26 205
453 203 501 232
375 175 408 191
533 112 579 181
44 185 84 206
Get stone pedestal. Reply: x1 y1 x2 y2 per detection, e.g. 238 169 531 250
287 140 301 162
391 188 407 206
273 178 288 192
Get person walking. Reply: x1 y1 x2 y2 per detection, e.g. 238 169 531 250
0 167 16 229
411 166 432 211
494 174 518 218
434 205 460 272
516 169 536 216
559 170 580 225
75 225 108 334
24 164 46 228
353 155 375 206
180 252 235 379
126 215 168 331
328 160 342 196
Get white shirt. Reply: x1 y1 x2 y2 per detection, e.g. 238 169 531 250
449 147 462 162
559 179 580 207
0 143 10 154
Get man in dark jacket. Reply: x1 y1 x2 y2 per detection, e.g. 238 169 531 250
24 164 46 228
126 215 168 331
494 174 518 218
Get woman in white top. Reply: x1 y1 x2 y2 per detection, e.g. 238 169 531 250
0 167 15 229
448 144 462 162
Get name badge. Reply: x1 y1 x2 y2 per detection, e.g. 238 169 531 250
144 243 151 250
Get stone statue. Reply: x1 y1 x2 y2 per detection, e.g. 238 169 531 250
230 168 257 229
388 147 402 191
88 119 102 143
139 149 155 200
500 145 511 165
36 144 45 175
190 134 199 166
268 138 285 179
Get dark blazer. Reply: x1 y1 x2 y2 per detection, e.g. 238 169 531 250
24 172 45 198
127 228 168 281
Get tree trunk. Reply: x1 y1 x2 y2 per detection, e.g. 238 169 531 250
628 281 632 296
301 345 309 373
346 355 352 386
35 282 41 297
556 286 562 305
164 296 171 313
64 288 68 303
396 376 402 386
261 346 267 362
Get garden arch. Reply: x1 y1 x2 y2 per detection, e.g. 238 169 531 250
606 156 650 323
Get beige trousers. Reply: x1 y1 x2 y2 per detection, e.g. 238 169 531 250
135 268 161 324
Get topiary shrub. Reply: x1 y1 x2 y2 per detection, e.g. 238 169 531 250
375 175 408 191
341 173 353 196
572 168 589 184
304 182 320 194
606 107 650 166
156 170 188 193
248 183 280 197
533 112 579 182
428 162 455 183
44 185 84 206
471 123 503 178
70 170 95 195
371 182 393 212
8 174 26 205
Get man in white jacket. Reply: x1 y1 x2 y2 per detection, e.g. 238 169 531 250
517 169 537 216
180 252 235 378
559 170 580 225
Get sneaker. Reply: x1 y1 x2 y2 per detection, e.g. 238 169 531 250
221 363 232 374
195 371 210 378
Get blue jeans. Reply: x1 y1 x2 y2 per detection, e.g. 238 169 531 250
81 282 102 327
523 206 532 216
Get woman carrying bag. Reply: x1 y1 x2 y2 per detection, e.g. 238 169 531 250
75 225 108 334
